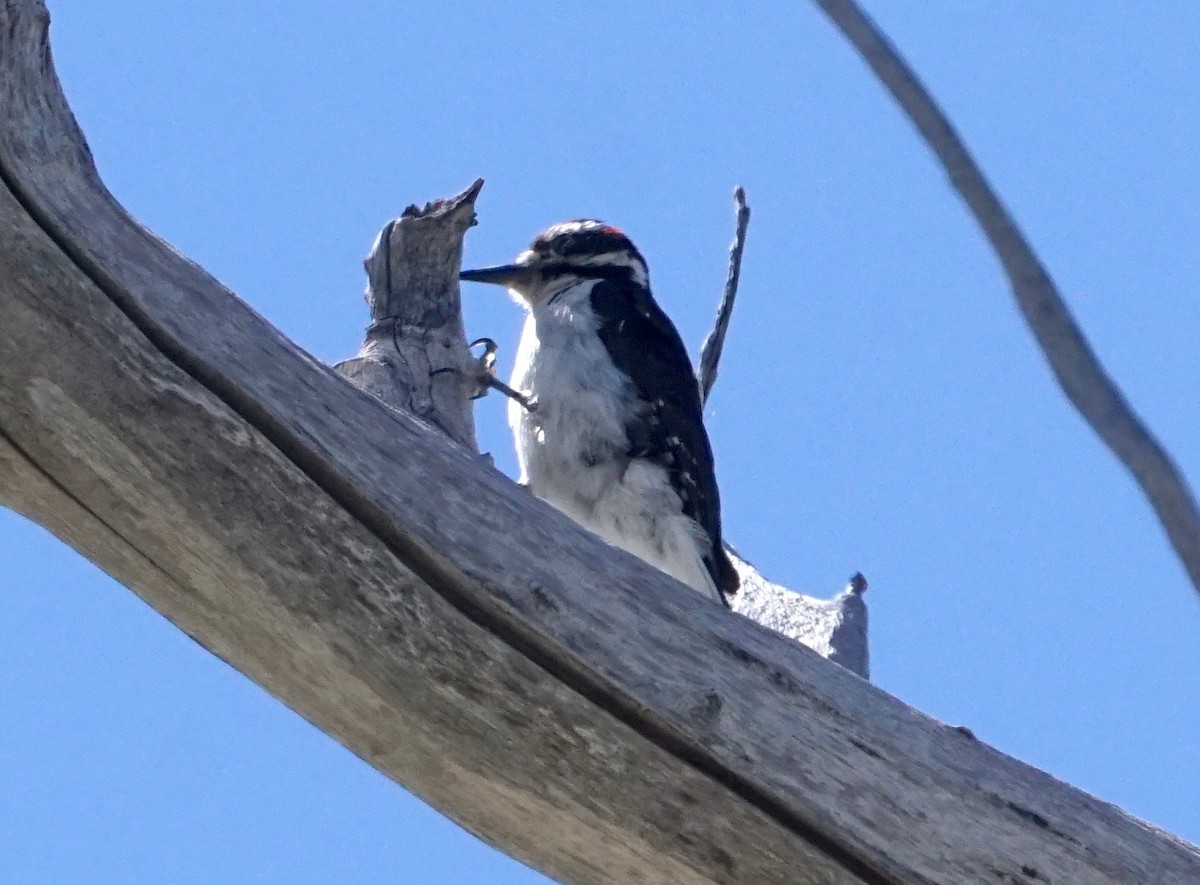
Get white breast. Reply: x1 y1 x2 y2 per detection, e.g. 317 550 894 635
509 282 634 509
508 283 722 604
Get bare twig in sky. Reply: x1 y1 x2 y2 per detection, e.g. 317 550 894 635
698 186 751 407
815 0 1200 603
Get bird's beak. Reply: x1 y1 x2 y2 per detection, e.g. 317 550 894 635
460 264 532 287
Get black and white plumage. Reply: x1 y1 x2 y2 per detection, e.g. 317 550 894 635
461 220 738 605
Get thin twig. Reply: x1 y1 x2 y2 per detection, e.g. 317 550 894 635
698 187 751 406
814 0 1200 603
483 376 538 412
432 338 538 412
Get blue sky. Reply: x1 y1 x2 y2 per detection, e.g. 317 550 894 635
3 3 1199 882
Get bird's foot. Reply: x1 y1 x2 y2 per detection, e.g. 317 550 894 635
430 338 535 411
466 337 500 400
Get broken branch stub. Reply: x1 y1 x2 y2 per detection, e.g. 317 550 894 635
335 179 485 451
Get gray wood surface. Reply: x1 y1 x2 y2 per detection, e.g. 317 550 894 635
2 2 1199 883
731 561 869 681
0 159 834 885
336 182 484 450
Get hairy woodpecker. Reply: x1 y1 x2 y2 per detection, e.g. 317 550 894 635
461 220 738 606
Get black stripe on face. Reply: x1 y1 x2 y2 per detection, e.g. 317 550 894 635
537 261 640 284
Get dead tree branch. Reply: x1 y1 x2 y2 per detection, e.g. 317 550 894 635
698 187 751 406
814 0 1200 604
2 1 1198 882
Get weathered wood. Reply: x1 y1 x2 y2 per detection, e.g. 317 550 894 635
2 2 1199 884
0 166 836 885
335 182 484 451
732 562 869 680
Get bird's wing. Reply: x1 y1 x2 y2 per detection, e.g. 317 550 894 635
590 279 738 601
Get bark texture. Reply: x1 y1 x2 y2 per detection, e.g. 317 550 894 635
1 3 1198 884
336 181 484 451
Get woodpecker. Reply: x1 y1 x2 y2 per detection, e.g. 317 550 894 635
461 220 738 606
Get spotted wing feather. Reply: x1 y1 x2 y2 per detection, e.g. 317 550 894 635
590 279 738 603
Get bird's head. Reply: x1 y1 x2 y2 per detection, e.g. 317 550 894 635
461 220 649 305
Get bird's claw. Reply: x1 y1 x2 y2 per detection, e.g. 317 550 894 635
430 338 537 412
467 337 499 400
